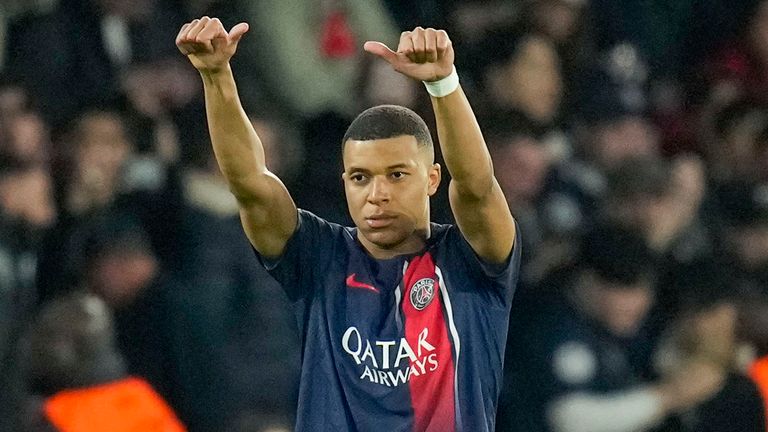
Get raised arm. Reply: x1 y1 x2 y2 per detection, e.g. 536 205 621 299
364 28 515 263
176 17 297 257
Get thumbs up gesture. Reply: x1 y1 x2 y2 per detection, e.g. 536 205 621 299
364 27 455 82
176 16 249 73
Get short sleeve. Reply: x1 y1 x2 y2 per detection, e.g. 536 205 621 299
252 209 339 301
446 221 522 302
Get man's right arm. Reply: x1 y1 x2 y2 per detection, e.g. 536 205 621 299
177 17 297 258
547 359 726 432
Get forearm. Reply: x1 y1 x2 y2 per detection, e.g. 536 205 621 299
548 388 666 432
200 65 267 201
430 86 494 197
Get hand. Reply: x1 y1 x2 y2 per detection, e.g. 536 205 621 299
175 16 249 73
657 359 726 413
364 27 455 82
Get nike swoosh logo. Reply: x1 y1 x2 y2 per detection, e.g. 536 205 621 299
346 273 380 293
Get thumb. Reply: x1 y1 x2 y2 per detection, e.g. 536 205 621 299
364 41 399 65
228 22 250 44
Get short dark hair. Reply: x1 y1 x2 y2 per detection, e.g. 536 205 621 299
579 224 657 285
25 293 125 394
342 105 433 154
607 157 671 201
663 259 735 315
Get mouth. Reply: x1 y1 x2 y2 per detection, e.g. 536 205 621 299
365 213 396 229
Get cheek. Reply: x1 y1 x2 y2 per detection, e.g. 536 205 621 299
602 291 652 326
345 187 366 213
405 182 431 207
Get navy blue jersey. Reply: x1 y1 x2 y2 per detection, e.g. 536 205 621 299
254 210 520 432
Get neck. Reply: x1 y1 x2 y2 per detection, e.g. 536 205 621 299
357 226 431 260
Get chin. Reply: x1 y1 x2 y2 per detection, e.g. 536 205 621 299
362 228 410 249
610 322 641 338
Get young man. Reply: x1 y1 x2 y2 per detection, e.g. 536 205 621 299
176 17 519 431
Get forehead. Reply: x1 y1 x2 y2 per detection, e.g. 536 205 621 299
343 135 426 170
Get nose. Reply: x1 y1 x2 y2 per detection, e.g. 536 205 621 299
367 176 390 205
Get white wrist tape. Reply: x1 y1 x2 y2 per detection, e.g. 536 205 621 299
423 66 459 98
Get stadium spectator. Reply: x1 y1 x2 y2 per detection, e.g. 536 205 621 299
500 225 725 432
0 159 56 432
21 292 185 432
539 44 658 240
653 261 765 432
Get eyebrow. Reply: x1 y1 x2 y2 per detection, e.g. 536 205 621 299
347 163 413 173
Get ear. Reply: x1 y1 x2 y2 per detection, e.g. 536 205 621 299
427 163 441 196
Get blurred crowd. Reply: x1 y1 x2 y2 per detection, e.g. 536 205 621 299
1 0 768 431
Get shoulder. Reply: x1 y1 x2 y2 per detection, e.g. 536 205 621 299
436 222 520 269
295 209 352 241
426 223 520 308
258 209 349 271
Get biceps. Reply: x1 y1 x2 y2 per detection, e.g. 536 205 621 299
449 180 515 264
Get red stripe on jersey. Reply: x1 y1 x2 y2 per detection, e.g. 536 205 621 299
402 252 456 432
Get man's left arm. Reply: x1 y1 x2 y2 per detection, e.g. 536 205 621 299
365 27 515 264
431 86 516 264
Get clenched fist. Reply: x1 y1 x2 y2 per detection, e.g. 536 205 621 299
364 27 455 82
175 16 249 73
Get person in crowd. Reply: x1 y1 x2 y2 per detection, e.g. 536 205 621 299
21 292 185 432
539 45 658 241
701 0 768 105
654 261 765 432
602 156 710 261
517 0 595 116
76 216 169 387
162 106 300 432
703 99 768 186
0 158 57 432
499 225 725 432
35 109 137 300
711 182 768 294
4 0 187 127
488 123 562 287
477 30 565 148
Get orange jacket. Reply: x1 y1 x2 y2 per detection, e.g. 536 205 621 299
750 356 768 432
44 377 185 432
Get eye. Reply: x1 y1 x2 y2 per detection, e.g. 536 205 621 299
390 171 407 180
350 173 368 183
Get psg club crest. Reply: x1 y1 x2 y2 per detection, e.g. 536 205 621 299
410 278 436 310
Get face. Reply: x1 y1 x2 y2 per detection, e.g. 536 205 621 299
0 167 56 229
342 135 440 258
592 117 658 169
491 136 551 207
88 250 158 308
598 282 653 337
7 112 49 164
73 114 132 201
491 36 562 123
580 273 654 337
727 224 768 270
532 0 582 42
